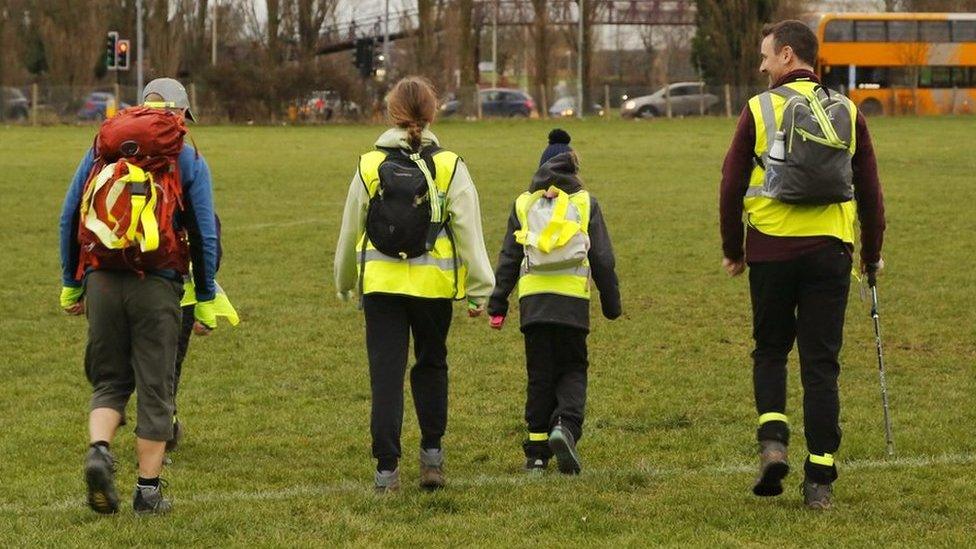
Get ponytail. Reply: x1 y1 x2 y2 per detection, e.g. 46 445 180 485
387 77 438 152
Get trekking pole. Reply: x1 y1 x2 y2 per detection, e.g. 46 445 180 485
867 267 895 457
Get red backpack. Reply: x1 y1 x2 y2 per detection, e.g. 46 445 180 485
76 107 190 278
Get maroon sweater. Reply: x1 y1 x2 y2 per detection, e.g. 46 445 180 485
720 70 885 264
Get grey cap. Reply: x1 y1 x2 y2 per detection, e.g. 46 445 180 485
142 77 195 121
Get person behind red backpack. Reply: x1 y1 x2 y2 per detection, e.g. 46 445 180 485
58 78 220 515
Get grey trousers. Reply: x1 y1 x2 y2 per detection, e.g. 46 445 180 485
84 270 182 441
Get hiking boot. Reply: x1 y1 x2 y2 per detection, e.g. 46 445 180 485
165 419 183 453
524 457 548 475
802 478 833 510
752 440 790 497
374 469 400 494
85 445 120 514
419 449 445 491
132 482 172 515
548 425 581 475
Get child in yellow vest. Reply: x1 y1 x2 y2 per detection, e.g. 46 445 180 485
488 130 621 474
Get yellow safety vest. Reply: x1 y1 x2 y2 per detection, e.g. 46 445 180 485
515 189 591 300
745 80 858 243
357 149 465 299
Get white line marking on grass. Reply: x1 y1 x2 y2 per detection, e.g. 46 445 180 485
4 452 974 515
234 219 327 231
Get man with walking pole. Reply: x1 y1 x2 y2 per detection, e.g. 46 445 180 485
719 20 886 509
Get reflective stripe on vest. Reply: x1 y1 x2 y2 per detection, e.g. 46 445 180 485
357 149 466 299
745 80 858 243
515 189 591 300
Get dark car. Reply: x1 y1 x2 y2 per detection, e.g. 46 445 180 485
2 87 29 121
78 92 130 121
440 88 536 118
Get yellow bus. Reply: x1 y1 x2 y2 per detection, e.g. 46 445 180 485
815 12 976 115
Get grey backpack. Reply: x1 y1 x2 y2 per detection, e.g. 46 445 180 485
757 85 855 205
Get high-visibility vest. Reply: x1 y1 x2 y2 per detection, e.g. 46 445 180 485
357 149 465 299
515 189 591 300
745 79 858 243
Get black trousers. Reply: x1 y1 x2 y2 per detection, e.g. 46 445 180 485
749 241 852 484
522 323 588 459
363 293 452 468
173 305 195 416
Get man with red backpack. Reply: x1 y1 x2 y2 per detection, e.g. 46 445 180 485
58 78 220 515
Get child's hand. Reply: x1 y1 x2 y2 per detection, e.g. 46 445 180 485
467 299 485 318
489 315 505 330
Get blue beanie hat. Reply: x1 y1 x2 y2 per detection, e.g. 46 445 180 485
539 129 572 166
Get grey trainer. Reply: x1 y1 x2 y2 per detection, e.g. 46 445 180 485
802 479 833 510
548 425 581 475
132 483 172 515
753 440 789 497
374 469 400 493
85 445 120 514
419 449 445 491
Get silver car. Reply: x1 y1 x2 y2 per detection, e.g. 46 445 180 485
620 82 718 119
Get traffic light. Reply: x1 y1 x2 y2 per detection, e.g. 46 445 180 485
116 40 130 70
106 31 119 70
354 38 375 79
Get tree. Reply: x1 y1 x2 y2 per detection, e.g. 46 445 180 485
147 0 188 78
691 0 777 105
457 0 476 116
530 0 550 113
34 0 111 87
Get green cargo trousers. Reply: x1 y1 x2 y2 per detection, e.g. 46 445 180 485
84 270 182 441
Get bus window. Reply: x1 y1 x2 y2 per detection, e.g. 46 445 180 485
952 21 976 42
919 67 953 88
856 67 889 88
888 20 918 42
855 20 886 42
920 21 951 42
821 65 849 91
824 19 854 42
951 67 971 87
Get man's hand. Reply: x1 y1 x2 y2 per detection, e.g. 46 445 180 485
861 257 885 274
489 315 505 330
467 299 485 318
722 257 746 277
60 286 85 315
194 299 217 335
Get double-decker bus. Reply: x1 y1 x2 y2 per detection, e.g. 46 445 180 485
815 12 976 115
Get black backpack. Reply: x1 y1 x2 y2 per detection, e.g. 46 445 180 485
365 145 445 259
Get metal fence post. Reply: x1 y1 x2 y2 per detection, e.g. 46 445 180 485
31 83 38 126
604 84 610 120
699 81 705 116
724 84 732 118
665 83 672 118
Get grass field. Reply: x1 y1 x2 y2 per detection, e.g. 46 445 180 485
1 116 974 546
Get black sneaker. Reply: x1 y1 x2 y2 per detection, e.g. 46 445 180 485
753 440 790 497
85 445 119 514
133 482 172 515
165 419 183 453
548 425 581 475
524 457 548 474
802 478 833 510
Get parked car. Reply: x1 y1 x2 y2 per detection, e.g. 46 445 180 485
548 96 605 118
77 92 130 120
440 88 536 117
620 82 718 119
1 87 29 121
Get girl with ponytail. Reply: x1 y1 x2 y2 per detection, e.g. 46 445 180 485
333 77 494 493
